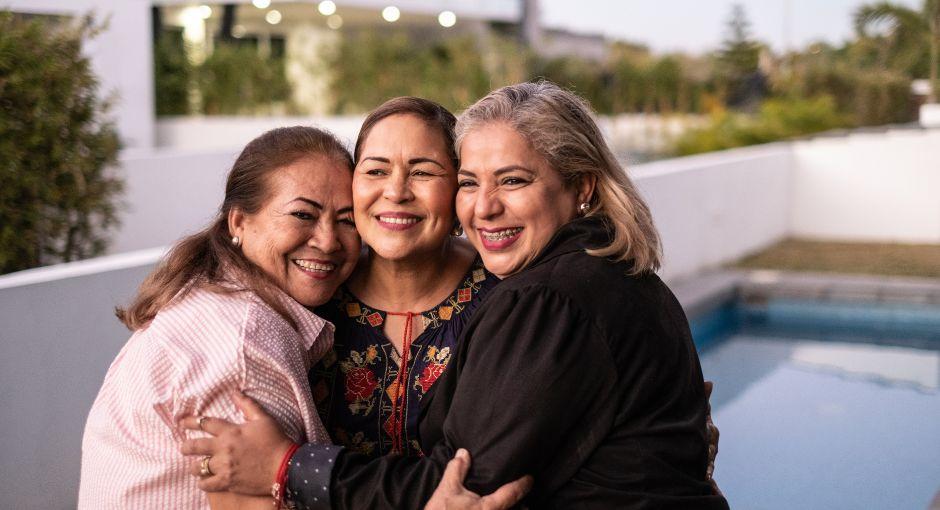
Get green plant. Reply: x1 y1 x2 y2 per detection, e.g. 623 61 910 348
854 0 939 100
198 43 291 115
674 95 850 155
0 13 122 274
153 33 191 116
326 31 492 113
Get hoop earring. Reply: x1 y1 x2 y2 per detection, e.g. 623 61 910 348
231 236 241 247
452 222 464 237
578 202 590 216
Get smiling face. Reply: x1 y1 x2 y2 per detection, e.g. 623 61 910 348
353 114 457 261
456 122 588 279
229 156 360 307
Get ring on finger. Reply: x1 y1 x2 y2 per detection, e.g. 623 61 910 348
196 415 209 431
199 455 214 477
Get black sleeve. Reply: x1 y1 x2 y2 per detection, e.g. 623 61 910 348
317 285 616 509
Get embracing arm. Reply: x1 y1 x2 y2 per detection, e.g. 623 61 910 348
320 286 612 508
183 286 610 508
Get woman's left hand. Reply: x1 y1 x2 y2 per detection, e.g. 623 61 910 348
425 449 533 510
179 392 294 496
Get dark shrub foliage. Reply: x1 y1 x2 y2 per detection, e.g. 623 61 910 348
0 13 122 274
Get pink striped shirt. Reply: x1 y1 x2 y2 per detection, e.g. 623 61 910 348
78 284 332 509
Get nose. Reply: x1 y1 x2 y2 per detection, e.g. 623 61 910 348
308 220 342 254
474 185 504 221
382 170 414 203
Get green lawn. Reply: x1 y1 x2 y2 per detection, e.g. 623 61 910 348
735 239 940 278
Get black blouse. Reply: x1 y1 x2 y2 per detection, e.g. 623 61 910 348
287 217 729 509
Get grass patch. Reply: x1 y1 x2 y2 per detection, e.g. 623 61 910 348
735 239 940 278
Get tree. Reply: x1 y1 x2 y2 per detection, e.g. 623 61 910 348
0 13 122 274
854 0 940 101
716 4 765 109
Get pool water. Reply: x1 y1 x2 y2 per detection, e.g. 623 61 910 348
693 300 940 510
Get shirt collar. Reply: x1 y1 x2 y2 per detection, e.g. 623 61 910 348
509 216 614 276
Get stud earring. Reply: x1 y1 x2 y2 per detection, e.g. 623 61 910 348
231 236 241 247
578 202 590 216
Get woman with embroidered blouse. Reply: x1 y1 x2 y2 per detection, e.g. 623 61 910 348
181 85 727 509
308 97 500 460
78 127 361 509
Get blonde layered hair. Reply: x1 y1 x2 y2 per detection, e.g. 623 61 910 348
455 81 661 273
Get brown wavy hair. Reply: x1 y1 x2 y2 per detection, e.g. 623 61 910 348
455 81 661 273
116 126 353 331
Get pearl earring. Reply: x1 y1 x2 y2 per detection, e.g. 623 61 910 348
578 202 590 215
231 236 241 247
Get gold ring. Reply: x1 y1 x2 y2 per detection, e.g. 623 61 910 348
197 416 208 431
199 455 213 477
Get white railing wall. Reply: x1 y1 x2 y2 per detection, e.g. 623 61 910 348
634 144 794 281
790 129 940 243
0 254 160 509
154 116 365 151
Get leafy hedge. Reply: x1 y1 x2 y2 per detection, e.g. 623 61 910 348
674 96 850 156
0 13 122 274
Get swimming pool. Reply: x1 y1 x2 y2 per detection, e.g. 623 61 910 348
691 295 940 509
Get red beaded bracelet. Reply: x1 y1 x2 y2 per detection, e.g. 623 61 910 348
271 443 301 509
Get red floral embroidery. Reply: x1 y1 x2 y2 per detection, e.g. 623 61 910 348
416 362 447 393
366 312 384 326
344 367 378 402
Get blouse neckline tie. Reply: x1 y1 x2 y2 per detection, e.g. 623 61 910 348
385 310 417 454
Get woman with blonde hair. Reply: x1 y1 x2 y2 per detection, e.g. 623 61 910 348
182 82 727 509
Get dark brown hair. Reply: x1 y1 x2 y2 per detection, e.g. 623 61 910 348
116 126 353 331
354 96 457 169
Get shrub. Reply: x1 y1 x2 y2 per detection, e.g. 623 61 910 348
198 43 291 115
0 13 122 274
326 31 492 113
153 34 191 116
674 95 850 155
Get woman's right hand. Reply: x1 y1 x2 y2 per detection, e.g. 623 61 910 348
179 392 295 496
425 449 533 510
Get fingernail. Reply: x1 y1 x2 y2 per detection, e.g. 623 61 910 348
456 448 469 460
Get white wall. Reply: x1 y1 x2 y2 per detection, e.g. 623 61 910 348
634 144 794 280
112 147 238 253
0 253 160 509
5 0 155 148
790 129 940 243
155 115 365 150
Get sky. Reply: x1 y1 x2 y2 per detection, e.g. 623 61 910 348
539 0 923 54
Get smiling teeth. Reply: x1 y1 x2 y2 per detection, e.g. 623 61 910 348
482 228 523 241
293 260 335 272
378 216 420 225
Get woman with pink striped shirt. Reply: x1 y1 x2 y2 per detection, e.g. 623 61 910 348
78 126 361 510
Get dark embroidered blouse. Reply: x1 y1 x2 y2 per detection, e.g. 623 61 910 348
309 258 499 459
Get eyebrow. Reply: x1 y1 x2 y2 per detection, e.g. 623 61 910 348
290 198 353 216
290 197 323 209
360 156 446 170
458 165 534 176
360 156 390 164
408 157 445 169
